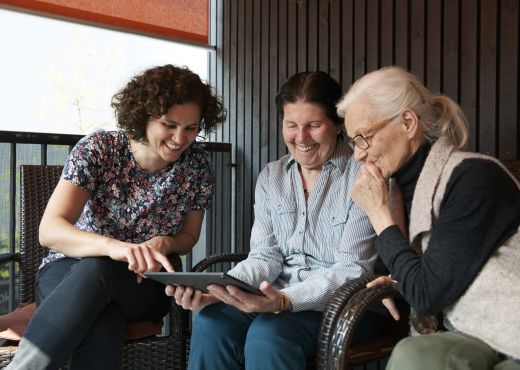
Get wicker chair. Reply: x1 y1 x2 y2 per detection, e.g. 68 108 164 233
317 158 520 370
189 254 406 370
316 276 409 369
0 165 189 370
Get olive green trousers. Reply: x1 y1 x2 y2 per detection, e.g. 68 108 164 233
386 331 520 370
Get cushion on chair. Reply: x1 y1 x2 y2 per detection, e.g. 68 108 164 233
124 321 163 340
0 302 162 341
0 303 35 341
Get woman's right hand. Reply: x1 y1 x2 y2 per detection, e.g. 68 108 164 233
165 284 218 310
351 161 394 234
107 240 174 281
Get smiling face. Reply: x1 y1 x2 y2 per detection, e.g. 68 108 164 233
344 99 421 179
282 100 340 171
133 102 201 171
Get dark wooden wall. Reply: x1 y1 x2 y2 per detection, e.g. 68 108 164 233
208 0 520 252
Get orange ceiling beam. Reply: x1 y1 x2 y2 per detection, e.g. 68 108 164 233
0 0 209 45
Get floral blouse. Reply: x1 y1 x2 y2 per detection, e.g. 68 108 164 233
41 130 214 266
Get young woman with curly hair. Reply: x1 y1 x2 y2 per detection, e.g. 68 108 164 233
7 64 226 370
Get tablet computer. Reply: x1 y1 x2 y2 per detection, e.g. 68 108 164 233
144 272 264 296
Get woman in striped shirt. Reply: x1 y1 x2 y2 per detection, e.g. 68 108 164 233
168 71 386 370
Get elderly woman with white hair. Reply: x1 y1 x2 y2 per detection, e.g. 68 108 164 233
336 66 520 370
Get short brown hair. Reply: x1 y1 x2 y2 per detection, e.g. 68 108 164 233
275 71 343 127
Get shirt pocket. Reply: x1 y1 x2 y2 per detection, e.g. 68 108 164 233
329 210 349 246
271 200 297 247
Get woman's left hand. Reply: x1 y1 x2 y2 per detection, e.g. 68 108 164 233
351 161 394 233
207 281 291 313
366 275 400 320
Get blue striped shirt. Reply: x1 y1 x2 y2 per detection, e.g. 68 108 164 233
228 140 377 312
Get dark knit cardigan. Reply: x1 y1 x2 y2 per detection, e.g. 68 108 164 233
376 137 520 358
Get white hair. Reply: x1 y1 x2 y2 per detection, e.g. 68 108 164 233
336 66 469 149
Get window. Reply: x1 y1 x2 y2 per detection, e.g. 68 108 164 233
0 7 209 135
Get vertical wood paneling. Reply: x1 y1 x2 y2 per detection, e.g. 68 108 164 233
318 0 329 71
209 0 217 120
329 0 341 81
297 2 308 72
269 0 279 164
366 0 379 72
426 0 442 92
443 0 459 101
208 0 221 259
479 0 498 155
223 0 233 253
230 0 242 251
307 0 318 70
260 0 270 169
222 0 231 144
288 1 298 77
395 0 409 68
460 0 478 151
250 0 260 230
278 0 288 157
498 0 519 158
354 0 367 79
210 0 520 255
410 0 425 81
380 0 394 67
243 0 253 231
342 0 354 88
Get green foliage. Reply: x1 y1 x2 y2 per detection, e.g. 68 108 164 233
0 264 9 279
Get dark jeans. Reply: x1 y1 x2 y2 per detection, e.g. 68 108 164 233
24 257 170 370
188 302 386 370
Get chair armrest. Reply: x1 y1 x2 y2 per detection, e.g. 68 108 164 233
191 253 248 272
317 274 384 369
0 253 20 265
324 284 406 370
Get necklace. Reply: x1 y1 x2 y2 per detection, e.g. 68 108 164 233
303 189 309 193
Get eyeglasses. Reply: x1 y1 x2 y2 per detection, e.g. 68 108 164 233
348 113 401 150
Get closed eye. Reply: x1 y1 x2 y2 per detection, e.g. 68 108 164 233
162 122 199 131
162 121 177 129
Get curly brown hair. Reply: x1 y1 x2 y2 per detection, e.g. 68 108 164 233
111 64 227 142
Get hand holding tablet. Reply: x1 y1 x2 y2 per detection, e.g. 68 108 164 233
144 271 265 296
